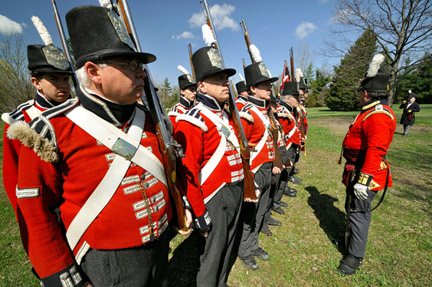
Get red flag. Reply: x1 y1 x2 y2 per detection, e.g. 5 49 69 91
280 59 290 93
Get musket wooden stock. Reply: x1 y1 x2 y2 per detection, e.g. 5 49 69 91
188 43 196 81
116 0 187 231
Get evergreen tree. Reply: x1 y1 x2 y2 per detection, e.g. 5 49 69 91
307 69 330 107
325 30 377 111
396 53 432 104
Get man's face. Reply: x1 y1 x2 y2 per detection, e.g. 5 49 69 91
181 85 197 102
95 57 146 105
287 96 299 108
31 73 71 103
409 97 415 103
251 80 272 101
199 72 230 103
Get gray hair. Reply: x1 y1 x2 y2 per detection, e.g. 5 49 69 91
75 63 107 88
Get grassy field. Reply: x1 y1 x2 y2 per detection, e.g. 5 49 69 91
1 105 431 286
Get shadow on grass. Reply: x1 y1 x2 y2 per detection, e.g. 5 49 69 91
168 231 200 287
305 186 346 254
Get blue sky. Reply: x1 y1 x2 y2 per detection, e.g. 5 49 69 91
0 0 347 87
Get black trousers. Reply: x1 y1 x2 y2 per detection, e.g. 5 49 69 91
238 162 272 258
272 148 289 209
81 231 169 287
346 188 377 258
196 180 243 287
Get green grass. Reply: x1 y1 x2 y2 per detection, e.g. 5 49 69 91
1 105 431 286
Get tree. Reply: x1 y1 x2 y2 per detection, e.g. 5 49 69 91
0 34 34 113
307 69 331 107
157 78 179 112
296 42 315 81
396 52 432 104
331 0 432 106
325 29 377 111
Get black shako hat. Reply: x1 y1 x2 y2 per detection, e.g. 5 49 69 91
27 44 73 75
235 81 247 94
299 77 308 90
244 61 278 89
358 67 390 94
178 74 196 90
281 81 300 97
66 5 156 68
192 46 236 82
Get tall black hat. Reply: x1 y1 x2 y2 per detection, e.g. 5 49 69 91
299 77 308 90
192 46 236 82
244 61 278 89
65 5 156 68
178 74 196 90
357 54 389 94
236 81 247 94
27 44 73 75
281 81 300 97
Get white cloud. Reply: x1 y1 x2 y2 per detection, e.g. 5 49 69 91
295 22 317 39
0 14 23 35
172 31 195 40
189 4 239 31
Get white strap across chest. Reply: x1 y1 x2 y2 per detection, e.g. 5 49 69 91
249 106 270 164
196 103 239 186
64 106 166 253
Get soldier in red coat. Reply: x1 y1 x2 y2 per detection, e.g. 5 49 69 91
237 61 280 270
174 45 244 287
8 6 191 287
168 67 196 127
2 43 73 218
338 54 396 275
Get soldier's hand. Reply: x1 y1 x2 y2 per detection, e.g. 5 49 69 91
200 228 210 238
272 166 281 174
83 282 94 287
353 183 369 200
177 209 193 236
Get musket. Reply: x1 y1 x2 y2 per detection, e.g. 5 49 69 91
201 0 257 202
51 0 77 87
290 47 295 82
239 20 284 170
115 0 187 231
188 43 196 81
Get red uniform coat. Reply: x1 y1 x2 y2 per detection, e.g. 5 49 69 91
174 93 244 228
2 93 60 214
10 91 172 280
239 96 275 172
342 100 396 190
168 96 194 127
277 103 300 146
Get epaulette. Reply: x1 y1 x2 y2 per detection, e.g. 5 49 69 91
238 104 254 123
176 107 208 132
1 100 35 124
7 98 79 163
168 105 182 118
276 105 291 118
363 104 395 122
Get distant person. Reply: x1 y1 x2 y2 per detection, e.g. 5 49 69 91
338 54 396 275
399 90 420 136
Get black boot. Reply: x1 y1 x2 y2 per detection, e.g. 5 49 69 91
337 254 363 275
284 186 297 197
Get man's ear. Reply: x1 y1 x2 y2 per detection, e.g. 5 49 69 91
85 62 102 85
30 77 42 91
198 81 206 94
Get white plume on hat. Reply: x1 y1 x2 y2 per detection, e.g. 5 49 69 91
295 68 303 83
177 65 190 75
31 16 53 46
249 44 262 63
98 0 113 9
367 54 385 78
202 24 216 47
238 73 245 82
